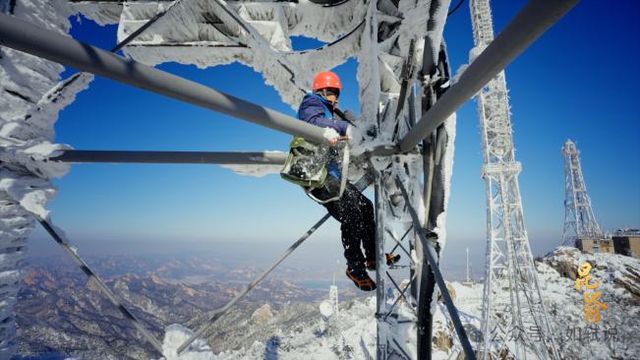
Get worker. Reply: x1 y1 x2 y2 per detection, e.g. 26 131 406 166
296 71 399 291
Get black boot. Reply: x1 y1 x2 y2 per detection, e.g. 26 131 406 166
365 253 401 271
346 264 376 291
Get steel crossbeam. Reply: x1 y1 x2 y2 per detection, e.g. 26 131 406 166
19 0 188 131
399 0 580 152
112 0 188 53
0 13 330 145
385 226 413 260
52 150 287 165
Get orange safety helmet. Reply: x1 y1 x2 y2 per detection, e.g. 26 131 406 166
312 71 343 92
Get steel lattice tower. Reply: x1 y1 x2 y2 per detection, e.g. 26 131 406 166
0 0 580 358
561 139 603 246
470 0 560 358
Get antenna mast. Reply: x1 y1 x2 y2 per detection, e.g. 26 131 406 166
466 248 470 283
469 0 561 358
562 139 603 247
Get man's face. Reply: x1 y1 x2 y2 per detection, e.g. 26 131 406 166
325 93 339 107
319 88 340 108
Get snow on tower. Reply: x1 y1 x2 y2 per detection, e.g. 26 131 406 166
562 139 603 247
463 247 473 285
0 1 84 357
0 0 581 358
21 1 458 358
469 0 560 359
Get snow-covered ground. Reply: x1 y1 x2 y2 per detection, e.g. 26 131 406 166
161 297 377 360
158 247 639 360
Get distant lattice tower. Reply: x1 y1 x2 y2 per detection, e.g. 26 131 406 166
562 139 603 246
469 0 560 359
330 274 339 318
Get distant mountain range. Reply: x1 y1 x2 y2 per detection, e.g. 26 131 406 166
15 254 364 359
168 247 640 360
15 248 640 359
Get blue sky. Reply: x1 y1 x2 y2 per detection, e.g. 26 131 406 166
28 1 639 278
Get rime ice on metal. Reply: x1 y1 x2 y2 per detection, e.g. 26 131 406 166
0 0 78 356
561 139 603 246
64 0 457 358
469 0 560 359
0 0 580 358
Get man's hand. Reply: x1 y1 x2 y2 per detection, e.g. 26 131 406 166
329 135 351 146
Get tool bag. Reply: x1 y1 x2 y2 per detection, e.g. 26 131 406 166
280 137 350 203
280 136 331 188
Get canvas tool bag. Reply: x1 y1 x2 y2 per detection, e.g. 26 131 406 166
280 137 350 203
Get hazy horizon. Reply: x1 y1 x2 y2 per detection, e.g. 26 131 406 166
26 227 564 282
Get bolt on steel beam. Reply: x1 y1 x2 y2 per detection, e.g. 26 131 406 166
399 0 580 152
0 13 330 145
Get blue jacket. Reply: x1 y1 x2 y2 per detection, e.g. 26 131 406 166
297 93 349 180
297 93 349 136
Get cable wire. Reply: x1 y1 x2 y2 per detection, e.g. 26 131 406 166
448 0 467 16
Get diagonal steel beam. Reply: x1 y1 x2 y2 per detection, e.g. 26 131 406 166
177 174 373 354
395 176 476 360
112 0 188 53
399 0 580 152
386 227 413 261
178 213 331 354
383 272 418 322
0 13 331 144
384 271 418 319
209 0 307 96
30 216 164 355
52 150 287 165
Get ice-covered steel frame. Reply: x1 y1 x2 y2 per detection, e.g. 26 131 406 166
561 140 603 245
360 0 455 357
53 150 287 165
0 0 580 358
469 1 561 359
0 0 582 151
0 13 331 145
395 176 475 360
399 0 580 152
37 0 190 109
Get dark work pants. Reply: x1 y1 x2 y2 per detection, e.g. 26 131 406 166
310 180 376 267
